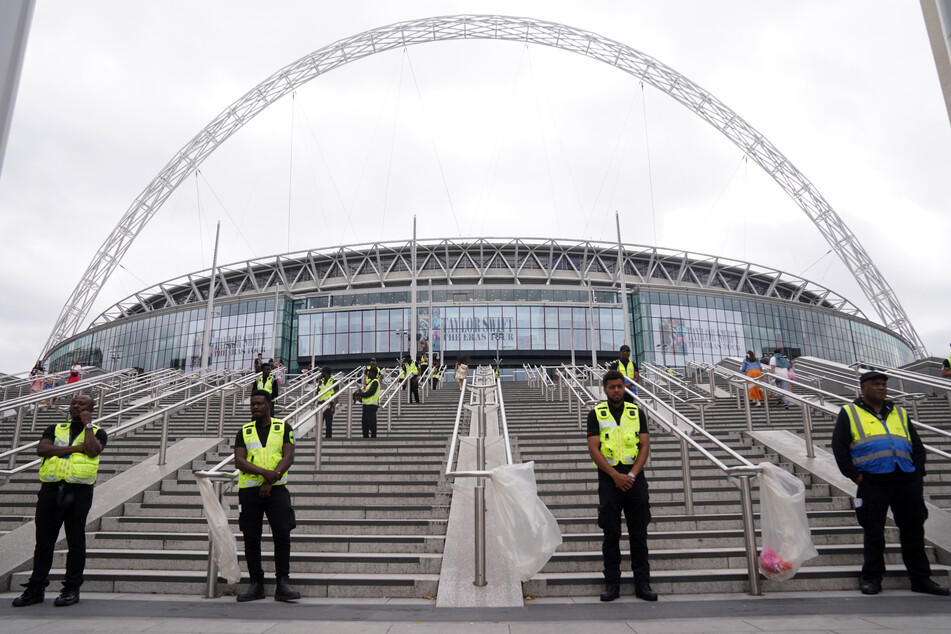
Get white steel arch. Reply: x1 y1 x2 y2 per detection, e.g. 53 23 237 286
41 14 928 358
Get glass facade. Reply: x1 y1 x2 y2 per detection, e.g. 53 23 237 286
47 285 914 374
633 290 914 368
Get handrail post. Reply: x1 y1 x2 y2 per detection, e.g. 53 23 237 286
576 393 583 428
203 394 211 434
30 399 40 433
97 387 106 418
737 473 762 595
314 410 323 470
218 389 226 437
10 407 25 469
802 404 815 459
158 411 170 466
680 437 694 515
559 377 563 402
473 385 487 587
763 387 772 426
205 479 223 598
347 388 354 438
744 385 753 432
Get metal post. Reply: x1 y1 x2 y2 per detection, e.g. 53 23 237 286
30 399 39 432
680 438 694 515
200 221 221 376
314 410 323 470
98 386 106 418
473 386 487 587
387 403 392 433
231 388 238 416
9 407 25 469
763 387 772 427
559 377 563 402
615 212 631 347
802 404 815 459
203 394 211 434
346 389 353 438
743 384 753 432
737 474 762 596
218 389 226 437
205 479 223 598
577 393 583 428
158 411 170 466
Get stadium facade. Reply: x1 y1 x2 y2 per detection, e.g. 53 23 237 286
43 238 916 374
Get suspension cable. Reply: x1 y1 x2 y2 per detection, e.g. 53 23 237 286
195 170 255 256
641 82 658 246
194 170 205 267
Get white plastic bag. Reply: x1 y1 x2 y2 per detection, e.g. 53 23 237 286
757 462 818 580
488 461 563 582
196 477 242 584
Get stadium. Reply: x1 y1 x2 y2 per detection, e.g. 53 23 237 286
43 236 915 374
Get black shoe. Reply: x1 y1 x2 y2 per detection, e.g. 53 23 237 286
635 584 658 601
12 586 44 607
236 581 266 602
274 576 301 602
911 578 950 596
860 578 882 595
600 584 620 602
54 588 79 607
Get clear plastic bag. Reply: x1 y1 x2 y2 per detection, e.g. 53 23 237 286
488 461 563 582
196 477 242 584
757 462 818 580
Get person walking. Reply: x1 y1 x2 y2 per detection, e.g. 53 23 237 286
12 395 107 608
66 359 82 385
431 367 440 390
454 357 469 388
407 357 420 404
831 371 949 596
353 367 380 438
317 367 336 438
255 363 279 415
586 370 656 603
233 390 300 602
740 351 765 407
768 348 792 408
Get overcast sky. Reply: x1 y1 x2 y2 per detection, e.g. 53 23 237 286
1 0 950 375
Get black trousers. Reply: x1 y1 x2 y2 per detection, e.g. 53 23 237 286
409 378 420 403
322 408 334 438
855 474 931 582
28 482 95 590
597 469 651 586
361 404 378 438
432 377 439 389
238 485 295 582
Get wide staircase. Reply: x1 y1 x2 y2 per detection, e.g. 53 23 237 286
2 365 950 600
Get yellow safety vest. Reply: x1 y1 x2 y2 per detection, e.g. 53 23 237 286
238 419 291 488
362 379 380 406
408 362 419 376
616 359 637 381
318 377 336 402
256 375 275 396
844 404 915 474
593 402 641 466
38 422 101 485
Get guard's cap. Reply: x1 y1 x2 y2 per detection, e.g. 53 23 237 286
860 371 889 384
321 366 332 374
619 345 631 352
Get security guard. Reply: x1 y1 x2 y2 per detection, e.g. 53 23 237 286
353 367 380 437
609 344 639 402
234 390 300 602
832 371 949 596
255 363 279 415
13 394 107 608
586 370 656 603
419 353 429 381
317 367 336 438
364 358 378 386
407 357 420 403
493 365 500 381
431 368 441 390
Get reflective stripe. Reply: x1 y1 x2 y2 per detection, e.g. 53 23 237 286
238 420 289 488
845 403 915 474
593 402 641 466
38 422 100 485
853 449 913 465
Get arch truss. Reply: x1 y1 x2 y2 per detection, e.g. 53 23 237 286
42 14 927 358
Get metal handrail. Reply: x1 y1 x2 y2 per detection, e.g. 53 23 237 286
0 371 258 476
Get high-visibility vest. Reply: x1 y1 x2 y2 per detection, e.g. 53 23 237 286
845 403 915 475
256 375 275 396
593 402 641 466
407 361 419 376
318 377 336 402
494 369 499 379
362 379 380 406
238 420 290 488
616 359 637 381
38 422 101 485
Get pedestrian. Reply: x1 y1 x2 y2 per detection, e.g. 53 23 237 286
941 343 950 379
454 356 469 388
353 367 380 438
609 345 639 401
253 353 263 373
274 360 285 386
831 371 949 596
363 358 378 386
431 367 440 389
12 394 107 608
740 351 765 407
587 370 656 603
233 389 300 602
66 359 81 384
317 367 336 438
407 357 420 403
29 361 45 396
768 348 792 407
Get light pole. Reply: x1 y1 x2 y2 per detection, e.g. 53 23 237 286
395 329 408 364
491 330 504 367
